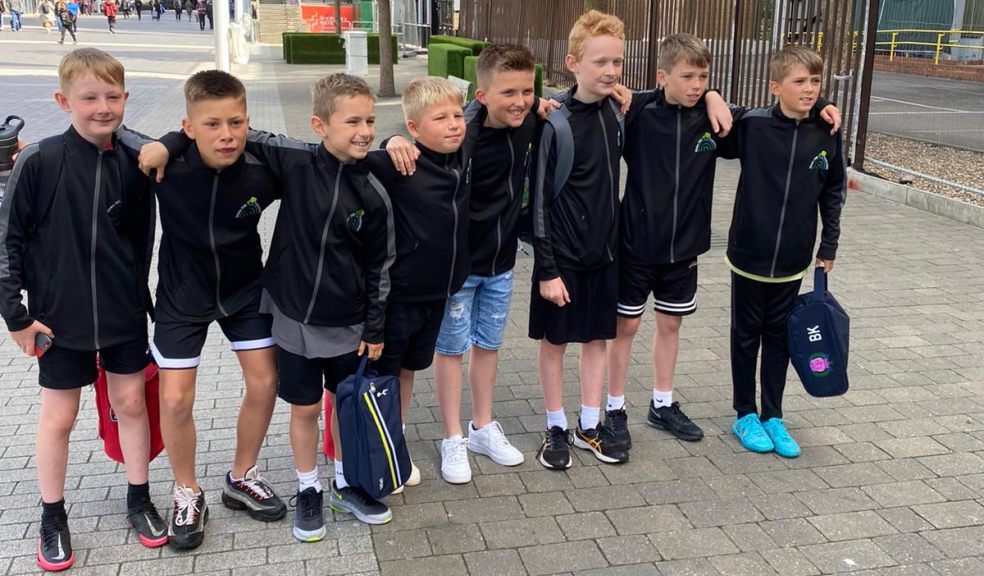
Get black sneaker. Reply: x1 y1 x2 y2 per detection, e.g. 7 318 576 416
328 482 393 525
289 487 326 542
647 401 704 441
167 486 209 550
126 495 169 548
37 513 73 572
536 426 572 470
606 408 632 450
221 466 287 521
573 422 629 464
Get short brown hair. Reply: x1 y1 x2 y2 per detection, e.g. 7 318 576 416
568 10 625 61
401 77 464 122
658 33 711 73
58 48 125 94
312 73 375 120
769 45 823 82
184 70 246 113
475 43 536 90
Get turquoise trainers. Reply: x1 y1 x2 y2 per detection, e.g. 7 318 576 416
732 414 774 453
762 418 801 458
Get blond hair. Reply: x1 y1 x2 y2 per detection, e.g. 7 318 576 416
58 48 125 94
475 43 536 90
312 73 375 120
568 10 625 61
770 45 823 82
658 33 711 73
401 77 464 122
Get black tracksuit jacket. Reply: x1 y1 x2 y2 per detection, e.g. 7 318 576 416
724 105 846 278
247 133 395 344
533 87 622 281
366 143 470 303
464 97 539 277
0 127 154 350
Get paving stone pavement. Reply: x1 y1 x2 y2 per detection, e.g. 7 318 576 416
3 18 984 576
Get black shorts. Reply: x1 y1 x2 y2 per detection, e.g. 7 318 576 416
373 299 446 375
529 263 618 345
617 257 698 318
39 337 149 390
151 293 274 369
277 348 360 405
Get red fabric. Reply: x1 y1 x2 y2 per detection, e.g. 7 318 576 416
95 361 164 464
103 0 117 16
322 396 336 459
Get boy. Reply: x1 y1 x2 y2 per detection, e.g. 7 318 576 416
240 74 397 534
0 48 164 571
365 77 473 483
606 35 842 446
725 45 845 458
121 69 286 550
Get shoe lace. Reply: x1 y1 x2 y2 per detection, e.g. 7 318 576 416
736 415 765 438
173 487 199 527
486 421 512 449
444 436 469 464
763 418 793 441
40 515 68 550
596 423 619 443
546 426 570 450
607 408 628 428
131 496 164 523
236 468 275 501
291 489 322 519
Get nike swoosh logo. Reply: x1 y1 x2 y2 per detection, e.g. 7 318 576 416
52 535 66 561
145 513 165 536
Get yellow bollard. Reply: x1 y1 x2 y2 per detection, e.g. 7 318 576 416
935 32 944 65
890 31 898 62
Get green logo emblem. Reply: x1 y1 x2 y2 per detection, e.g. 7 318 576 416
810 150 829 171
694 132 717 153
235 196 261 219
347 209 365 232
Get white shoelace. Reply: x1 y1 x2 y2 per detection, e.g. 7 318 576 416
486 421 513 449
173 486 199 527
444 437 469 463
239 467 275 499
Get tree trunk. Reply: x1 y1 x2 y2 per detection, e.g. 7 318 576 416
333 0 341 33
378 0 396 96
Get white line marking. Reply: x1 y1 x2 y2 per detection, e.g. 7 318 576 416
870 96 964 112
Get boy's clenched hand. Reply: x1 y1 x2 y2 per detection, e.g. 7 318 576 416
610 83 632 115
704 91 733 137
358 341 383 361
820 105 841 135
138 141 170 182
815 258 834 273
10 320 53 356
385 135 419 176
539 277 571 307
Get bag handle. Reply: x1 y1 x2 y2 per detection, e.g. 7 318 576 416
354 353 370 381
813 265 827 296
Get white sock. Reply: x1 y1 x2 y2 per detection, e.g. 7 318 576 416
297 468 322 493
580 405 600 430
546 409 568 431
653 390 673 408
607 395 625 411
334 460 349 489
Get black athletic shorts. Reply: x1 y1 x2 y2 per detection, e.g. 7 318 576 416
277 348 360 405
373 299 446 375
617 257 698 318
39 337 149 390
529 263 618 344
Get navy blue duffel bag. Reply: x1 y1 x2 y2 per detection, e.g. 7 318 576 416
787 267 850 397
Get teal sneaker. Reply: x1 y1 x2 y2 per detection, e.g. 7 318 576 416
762 418 801 458
732 414 774 453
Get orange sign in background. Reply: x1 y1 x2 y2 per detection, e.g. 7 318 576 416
300 4 356 33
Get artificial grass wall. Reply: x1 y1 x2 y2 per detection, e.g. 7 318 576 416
427 43 472 79
283 33 398 65
429 34 488 55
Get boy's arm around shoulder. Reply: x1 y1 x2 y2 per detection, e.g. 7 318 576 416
244 128 315 185
358 174 396 351
817 129 847 268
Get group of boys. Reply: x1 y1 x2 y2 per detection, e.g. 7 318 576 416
0 8 844 573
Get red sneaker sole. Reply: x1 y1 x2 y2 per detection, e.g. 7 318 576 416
37 541 74 572
138 533 169 548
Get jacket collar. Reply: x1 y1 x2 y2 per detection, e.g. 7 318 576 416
184 141 246 178
771 103 819 124
65 125 118 153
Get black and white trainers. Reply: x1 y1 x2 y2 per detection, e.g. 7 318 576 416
222 466 287 521
126 494 169 548
536 426 572 470
606 408 632 450
573 423 629 464
290 487 326 543
647 401 704 441
328 482 392 525
168 486 209 550
37 513 73 572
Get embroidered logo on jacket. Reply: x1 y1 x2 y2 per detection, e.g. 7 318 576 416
810 150 829 172
694 132 717 153
347 209 365 232
235 196 261 219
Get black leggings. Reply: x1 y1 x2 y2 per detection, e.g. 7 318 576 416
59 21 77 42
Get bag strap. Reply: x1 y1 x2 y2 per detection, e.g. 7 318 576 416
355 354 369 381
813 266 827 296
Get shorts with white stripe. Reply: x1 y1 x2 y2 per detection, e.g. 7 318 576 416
617 257 699 318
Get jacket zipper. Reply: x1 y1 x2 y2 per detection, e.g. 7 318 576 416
598 109 615 262
491 134 516 276
304 165 342 322
447 165 461 297
671 110 681 264
208 174 229 317
90 152 103 349
770 122 799 277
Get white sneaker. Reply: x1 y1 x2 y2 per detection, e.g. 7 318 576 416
391 461 420 495
440 435 472 484
468 421 525 466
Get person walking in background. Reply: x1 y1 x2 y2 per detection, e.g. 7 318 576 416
204 0 211 28
103 0 116 32
134 0 141 19
8 0 23 31
183 0 191 21
121 0 131 19
194 0 203 29
39 0 57 32
151 0 159 20
56 0 77 43
173 0 180 19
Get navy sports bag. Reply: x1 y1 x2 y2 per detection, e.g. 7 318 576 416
336 356 412 499
787 267 850 397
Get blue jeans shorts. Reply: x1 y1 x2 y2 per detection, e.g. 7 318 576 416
435 270 514 356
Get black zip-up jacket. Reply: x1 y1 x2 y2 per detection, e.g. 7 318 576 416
723 105 846 278
533 87 622 281
465 97 539 277
621 90 743 265
366 142 470 302
0 127 154 350
246 132 395 344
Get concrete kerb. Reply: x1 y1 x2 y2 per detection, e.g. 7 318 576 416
849 168 984 230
